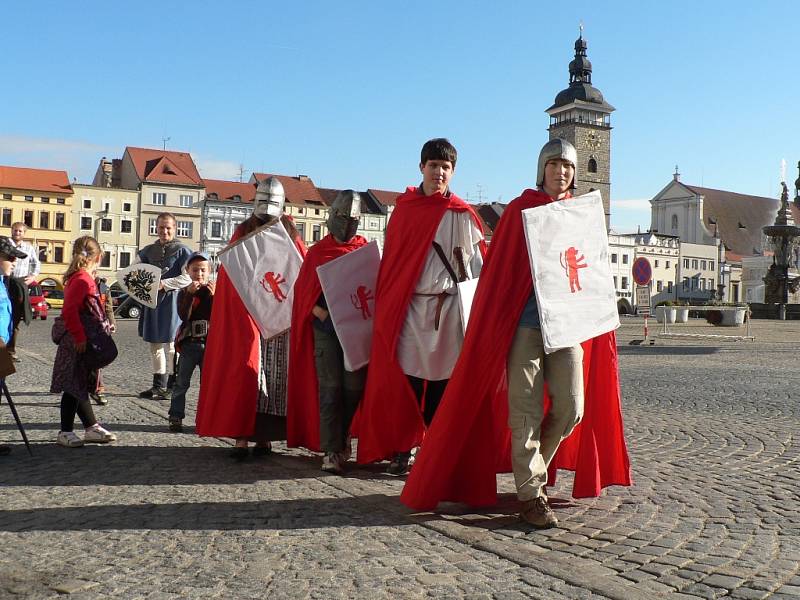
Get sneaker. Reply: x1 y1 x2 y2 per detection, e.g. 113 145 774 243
84 424 117 444
57 431 84 448
168 416 183 433
520 496 558 529
90 392 108 406
386 452 410 476
321 452 344 475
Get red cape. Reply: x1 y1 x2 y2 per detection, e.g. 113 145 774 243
196 218 307 438
286 233 368 451
400 189 631 510
356 187 487 464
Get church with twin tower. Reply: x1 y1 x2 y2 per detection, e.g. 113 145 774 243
546 32 614 230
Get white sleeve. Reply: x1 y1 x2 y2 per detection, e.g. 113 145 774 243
161 273 192 291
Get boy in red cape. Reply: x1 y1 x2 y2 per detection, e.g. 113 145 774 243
400 139 631 528
195 177 307 460
357 138 486 475
287 190 367 475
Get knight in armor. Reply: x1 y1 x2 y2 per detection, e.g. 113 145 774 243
287 190 368 474
137 212 192 400
195 177 307 460
400 138 631 528
356 138 486 475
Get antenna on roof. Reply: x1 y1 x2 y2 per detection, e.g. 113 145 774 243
238 164 248 183
162 137 170 151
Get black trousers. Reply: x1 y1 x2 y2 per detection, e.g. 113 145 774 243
407 376 448 427
60 392 97 432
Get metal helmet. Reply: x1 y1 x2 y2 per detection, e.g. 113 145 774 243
327 189 361 242
536 138 578 190
253 176 286 220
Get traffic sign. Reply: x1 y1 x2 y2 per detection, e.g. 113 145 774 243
636 285 651 315
632 257 652 286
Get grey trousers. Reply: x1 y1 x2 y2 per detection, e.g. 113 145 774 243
507 326 584 501
313 327 366 454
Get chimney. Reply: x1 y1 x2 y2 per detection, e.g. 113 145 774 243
100 157 113 188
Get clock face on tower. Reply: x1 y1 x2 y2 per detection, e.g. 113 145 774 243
586 132 601 151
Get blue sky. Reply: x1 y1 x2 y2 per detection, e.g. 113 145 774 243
1 1 798 232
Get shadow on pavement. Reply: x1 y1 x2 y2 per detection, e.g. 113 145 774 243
0 446 325 486
0 422 197 433
0 494 410 531
617 345 719 356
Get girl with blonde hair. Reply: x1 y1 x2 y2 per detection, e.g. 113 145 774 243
51 236 117 447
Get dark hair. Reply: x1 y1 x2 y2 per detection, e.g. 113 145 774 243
420 138 457 167
156 212 177 225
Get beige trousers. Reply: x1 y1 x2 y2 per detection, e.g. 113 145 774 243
507 327 584 501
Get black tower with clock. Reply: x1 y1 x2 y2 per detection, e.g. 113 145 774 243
546 31 615 230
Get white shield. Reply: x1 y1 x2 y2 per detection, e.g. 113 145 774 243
316 241 381 371
116 263 162 309
522 190 619 353
219 222 303 339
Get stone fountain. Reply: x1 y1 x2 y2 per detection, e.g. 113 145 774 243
763 181 800 319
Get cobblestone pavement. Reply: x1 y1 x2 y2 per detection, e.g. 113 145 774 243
1 315 799 599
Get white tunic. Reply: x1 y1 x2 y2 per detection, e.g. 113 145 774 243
397 210 484 380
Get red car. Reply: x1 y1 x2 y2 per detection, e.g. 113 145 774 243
29 284 49 320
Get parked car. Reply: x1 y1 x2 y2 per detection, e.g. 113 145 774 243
112 292 142 319
43 288 64 310
28 285 48 320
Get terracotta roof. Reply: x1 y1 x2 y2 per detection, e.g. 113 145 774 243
367 188 402 207
250 173 324 205
685 184 800 257
203 179 257 203
125 147 203 186
0 165 72 195
475 202 506 234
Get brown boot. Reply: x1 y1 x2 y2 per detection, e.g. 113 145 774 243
520 496 558 529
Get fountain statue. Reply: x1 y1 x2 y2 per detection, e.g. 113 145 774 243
763 181 800 319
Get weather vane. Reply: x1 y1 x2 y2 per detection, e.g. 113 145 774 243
579 21 584 37
781 158 787 183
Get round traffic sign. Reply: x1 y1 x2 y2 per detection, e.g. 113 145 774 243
632 257 652 286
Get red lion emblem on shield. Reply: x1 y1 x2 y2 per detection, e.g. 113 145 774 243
260 271 288 302
559 247 588 293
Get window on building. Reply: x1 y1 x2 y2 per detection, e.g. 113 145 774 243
38 245 48 263
657 281 663 292
710 260 715 271
621 277 628 290
613 276 618 288
152 192 166 205
120 220 132 234
701 260 707 270
24 195 33 202
587 158 597 173
149 219 157 236
2 194 10 200
123 202 131 212
683 277 690 290
654 259 659 267
683 258 689 268
699 279 705 290
39 212 49 229
100 252 111 268
23 210 33 227
56 197 65 204
709 278 715 289
1 209 11 227
176 220 193 238
211 221 222 238
312 224 321 242
81 216 92 230
671 215 678 229
55 212 65 230
179 194 193 207
692 259 698 269
622 254 629 264
314 209 321 215
101 218 112 232
119 252 131 268
667 281 673 293
611 253 618 263
296 223 306 241
83 198 92 209
41 197 50 203
104 202 110 212
666 260 670 269
54 246 64 263
298 207 305 215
